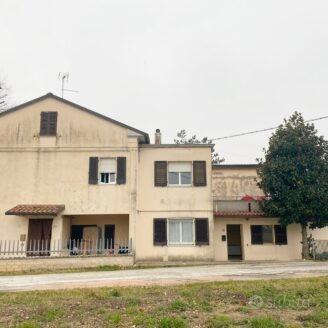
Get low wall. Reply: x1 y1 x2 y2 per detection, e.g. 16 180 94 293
0 256 134 272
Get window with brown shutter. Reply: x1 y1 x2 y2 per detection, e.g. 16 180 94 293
154 161 167 186
193 161 207 186
153 218 167 245
195 218 209 245
89 157 99 184
116 157 126 184
274 225 288 245
40 112 58 136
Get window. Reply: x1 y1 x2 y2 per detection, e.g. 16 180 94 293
89 157 126 185
99 158 116 184
262 225 273 243
168 219 194 245
251 225 286 245
154 218 209 246
251 225 263 245
168 162 192 186
40 112 58 136
274 225 288 245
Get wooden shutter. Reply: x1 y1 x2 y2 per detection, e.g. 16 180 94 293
154 161 167 186
116 157 126 184
251 225 263 244
193 161 207 186
40 112 57 136
48 112 58 135
274 225 288 245
195 218 209 245
40 112 48 135
89 157 99 184
153 218 167 245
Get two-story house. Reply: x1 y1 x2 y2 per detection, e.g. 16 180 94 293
0 93 326 262
0 93 213 262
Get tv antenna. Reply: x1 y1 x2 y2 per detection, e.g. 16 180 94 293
58 72 78 98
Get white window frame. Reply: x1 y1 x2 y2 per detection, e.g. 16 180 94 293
167 162 192 187
167 218 195 246
99 158 117 185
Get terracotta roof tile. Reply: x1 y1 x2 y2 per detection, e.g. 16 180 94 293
214 210 265 218
5 204 65 216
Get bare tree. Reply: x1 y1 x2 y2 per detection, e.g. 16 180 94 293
0 79 9 112
174 129 224 164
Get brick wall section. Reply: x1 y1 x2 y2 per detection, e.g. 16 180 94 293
0 256 134 272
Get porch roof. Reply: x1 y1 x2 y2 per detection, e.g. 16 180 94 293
5 204 65 216
214 210 265 218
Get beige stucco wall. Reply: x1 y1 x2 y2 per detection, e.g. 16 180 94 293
135 147 214 262
212 166 263 199
309 227 328 240
214 217 302 261
0 97 139 242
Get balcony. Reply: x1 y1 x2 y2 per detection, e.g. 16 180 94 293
213 198 264 218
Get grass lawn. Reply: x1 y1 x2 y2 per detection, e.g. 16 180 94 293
0 276 327 327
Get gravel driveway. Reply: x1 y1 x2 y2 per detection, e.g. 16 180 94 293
1 261 327 292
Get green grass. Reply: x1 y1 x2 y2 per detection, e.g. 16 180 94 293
0 276 327 327
248 315 285 328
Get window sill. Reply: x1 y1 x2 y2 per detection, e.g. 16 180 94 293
251 243 287 246
167 185 192 188
98 183 117 185
167 243 195 247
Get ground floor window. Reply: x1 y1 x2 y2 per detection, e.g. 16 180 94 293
168 219 194 245
251 225 287 245
153 218 209 246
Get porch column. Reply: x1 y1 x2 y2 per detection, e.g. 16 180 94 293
50 215 65 256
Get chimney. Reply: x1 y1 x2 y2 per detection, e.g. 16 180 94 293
155 129 162 145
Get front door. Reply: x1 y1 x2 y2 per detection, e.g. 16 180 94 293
227 224 243 260
27 219 53 256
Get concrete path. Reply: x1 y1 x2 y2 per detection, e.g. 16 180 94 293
0 261 327 292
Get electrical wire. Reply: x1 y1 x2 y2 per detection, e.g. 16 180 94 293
211 115 328 141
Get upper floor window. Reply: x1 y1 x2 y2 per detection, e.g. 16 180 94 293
88 157 126 185
40 112 58 136
154 161 206 187
99 158 116 184
168 162 192 186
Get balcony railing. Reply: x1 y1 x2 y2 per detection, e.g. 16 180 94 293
0 239 132 259
213 199 261 213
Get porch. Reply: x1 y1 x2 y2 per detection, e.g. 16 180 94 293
1 210 131 258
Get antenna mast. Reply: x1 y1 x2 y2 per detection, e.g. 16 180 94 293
58 72 78 98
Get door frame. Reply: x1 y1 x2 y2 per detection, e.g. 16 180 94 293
226 224 243 261
27 218 53 256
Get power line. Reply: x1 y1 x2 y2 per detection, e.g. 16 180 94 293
211 115 328 141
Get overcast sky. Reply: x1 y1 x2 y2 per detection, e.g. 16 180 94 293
1 1 328 163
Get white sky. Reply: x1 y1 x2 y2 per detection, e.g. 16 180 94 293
1 0 328 163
